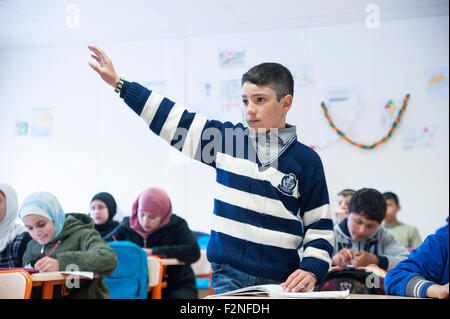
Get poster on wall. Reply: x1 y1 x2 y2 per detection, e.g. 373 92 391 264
381 98 401 128
324 85 361 129
15 121 29 136
400 125 435 150
218 48 245 69
31 107 54 137
220 79 241 109
425 67 449 101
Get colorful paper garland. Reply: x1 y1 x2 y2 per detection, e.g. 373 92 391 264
320 94 410 150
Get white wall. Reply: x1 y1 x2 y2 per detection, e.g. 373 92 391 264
0 16 448 239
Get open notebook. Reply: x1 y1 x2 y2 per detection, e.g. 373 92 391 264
206 284 350 299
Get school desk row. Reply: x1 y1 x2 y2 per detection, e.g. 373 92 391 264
0 256 184 299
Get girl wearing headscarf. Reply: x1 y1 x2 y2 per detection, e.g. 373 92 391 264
90 192 119 238
0 183 31 267
19 191 118 299
104 187 201 299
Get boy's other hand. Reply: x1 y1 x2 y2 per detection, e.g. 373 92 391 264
88 45 120 88
332 248 356 265
426 283 449 299
280 269 317 292
350 251 379 268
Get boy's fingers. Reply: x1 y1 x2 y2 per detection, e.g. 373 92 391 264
89 62 102 73
91 54 101 63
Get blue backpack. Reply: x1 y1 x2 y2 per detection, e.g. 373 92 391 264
104 241 149 299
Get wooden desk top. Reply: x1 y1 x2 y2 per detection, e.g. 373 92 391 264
30 271 96 282
148 257 184 266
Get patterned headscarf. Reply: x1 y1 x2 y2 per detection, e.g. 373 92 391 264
19 191 65 240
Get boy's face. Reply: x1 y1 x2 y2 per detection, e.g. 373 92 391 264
385 199 400 220
347 213 379 242
22 214 56 245
242 82 292 132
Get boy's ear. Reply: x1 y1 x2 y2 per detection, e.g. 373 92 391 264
281 95 293 113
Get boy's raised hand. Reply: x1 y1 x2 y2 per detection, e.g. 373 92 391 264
88 45 120 87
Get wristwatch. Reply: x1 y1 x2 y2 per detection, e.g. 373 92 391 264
114 77 125 93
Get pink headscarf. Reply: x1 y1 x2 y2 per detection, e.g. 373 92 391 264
130 187 172 239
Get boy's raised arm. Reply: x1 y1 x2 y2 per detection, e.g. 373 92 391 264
88 45 120 88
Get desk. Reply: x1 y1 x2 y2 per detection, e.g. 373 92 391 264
30 272 95 299
206 294 417 299
160 258 184 266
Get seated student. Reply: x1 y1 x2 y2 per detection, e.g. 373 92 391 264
384 231 448 299
19 191 118 299
104 187 201 299
333 189 356 224
0 183 32 268
436 217 449 234
89 192 119 238
382 191 422 249
332 188 410 271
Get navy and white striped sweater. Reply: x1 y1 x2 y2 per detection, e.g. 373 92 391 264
120 81 334 282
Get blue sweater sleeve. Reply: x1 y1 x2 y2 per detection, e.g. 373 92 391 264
384 232 449 297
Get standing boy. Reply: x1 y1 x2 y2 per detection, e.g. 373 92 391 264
382 191 422 249
332 188 409 271
88 46 334 294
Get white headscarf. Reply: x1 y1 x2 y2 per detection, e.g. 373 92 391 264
0 183 27 252
19 191 65 241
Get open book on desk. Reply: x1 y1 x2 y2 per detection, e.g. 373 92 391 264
205 284 349 299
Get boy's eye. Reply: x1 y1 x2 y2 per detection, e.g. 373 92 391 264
242 99 248 106
256 97 265 103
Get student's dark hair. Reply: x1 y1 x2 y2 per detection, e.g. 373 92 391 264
347 188 386 223
382 191 399 205
241 62 294 101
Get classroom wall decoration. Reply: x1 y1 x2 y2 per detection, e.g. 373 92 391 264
218 48 245 68
320 94 410 150
30 107 54 137
15 121 29 136
400 124 434 150
425 67 449 101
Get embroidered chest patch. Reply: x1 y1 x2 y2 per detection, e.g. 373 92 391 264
277 173 297 196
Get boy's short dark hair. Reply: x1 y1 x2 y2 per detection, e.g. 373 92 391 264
348 188 387 224
241 62 294 101
383 191 399 205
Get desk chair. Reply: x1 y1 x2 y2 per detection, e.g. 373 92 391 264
0 269 32 299
191 249 213 295
147 255 166 299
